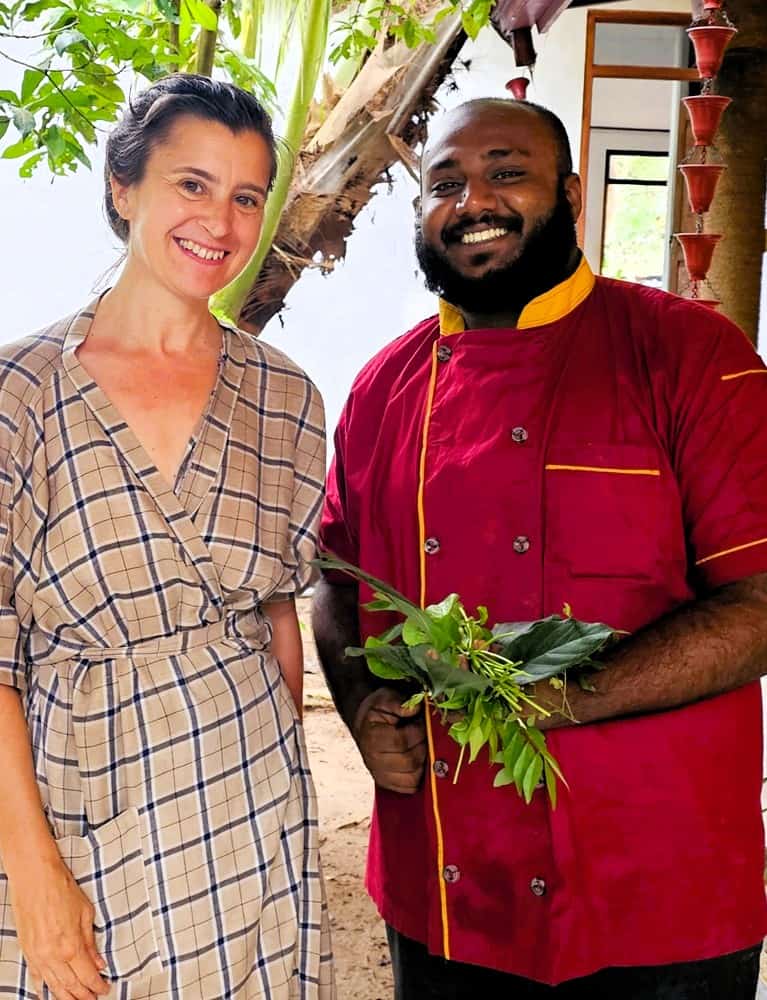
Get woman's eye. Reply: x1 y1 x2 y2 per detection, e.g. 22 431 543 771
235 194 261 210
180 179 203 194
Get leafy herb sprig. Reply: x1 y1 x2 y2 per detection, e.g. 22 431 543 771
315 555 615 806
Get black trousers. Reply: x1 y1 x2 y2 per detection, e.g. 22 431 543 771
387 926 761 1000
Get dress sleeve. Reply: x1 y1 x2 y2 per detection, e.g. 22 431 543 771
271 380 327 599
665 304 767 589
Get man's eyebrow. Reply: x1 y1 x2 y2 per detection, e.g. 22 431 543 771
426 147 532 174
173 165 267 196
485 147 531 159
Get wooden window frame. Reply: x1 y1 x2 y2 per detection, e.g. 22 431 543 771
577 9 696 246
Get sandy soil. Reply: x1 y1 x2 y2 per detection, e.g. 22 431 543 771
299 599 394 1000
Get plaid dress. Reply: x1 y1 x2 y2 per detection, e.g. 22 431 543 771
0 301 335 998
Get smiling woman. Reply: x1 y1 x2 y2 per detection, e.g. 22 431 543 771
0 75 334 1000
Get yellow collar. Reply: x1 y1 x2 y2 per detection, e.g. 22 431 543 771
438 255 595 335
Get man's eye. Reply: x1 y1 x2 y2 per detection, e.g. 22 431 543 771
432 181 460 194
495 169 524 180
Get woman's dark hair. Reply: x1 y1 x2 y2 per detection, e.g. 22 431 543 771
104 73 277 242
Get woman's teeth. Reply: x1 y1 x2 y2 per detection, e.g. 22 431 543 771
177 238 226 261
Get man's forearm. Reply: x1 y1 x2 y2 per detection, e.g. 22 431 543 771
311 577 378 731
543 571 767 728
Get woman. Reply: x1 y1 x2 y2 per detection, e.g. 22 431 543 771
0 74 334 999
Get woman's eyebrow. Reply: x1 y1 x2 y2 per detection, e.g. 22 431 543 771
172 165 266 196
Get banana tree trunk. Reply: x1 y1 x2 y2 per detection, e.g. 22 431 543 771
238 13 466 332
705 0 767 343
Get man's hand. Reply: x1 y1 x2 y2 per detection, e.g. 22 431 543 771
352 688 427 794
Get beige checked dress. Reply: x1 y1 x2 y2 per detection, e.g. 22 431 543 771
0 301 335 999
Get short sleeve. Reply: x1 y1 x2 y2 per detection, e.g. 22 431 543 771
271 381 327 599
666 304 767 589
318 398 360 584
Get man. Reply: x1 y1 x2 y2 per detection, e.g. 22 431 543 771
313 98 767 998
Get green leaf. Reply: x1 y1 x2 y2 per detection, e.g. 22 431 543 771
545 761 558 808
0 117 9 141
11 108 35 138
184 0 218 31
20 150 44 177
154 0 180 21
512 742 535 787
2 134 36 159
44 124 66 159
0 91 18 106
401 691 425 711
522 755 543 804
409 645 491 698
54 28 87 56
493 616 614 683
347 637 422 682
21 69 44 104
493 766 516 788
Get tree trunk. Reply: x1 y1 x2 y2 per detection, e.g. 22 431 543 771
238 14 466 331
705 0 767 344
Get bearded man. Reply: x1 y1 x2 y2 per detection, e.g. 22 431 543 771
313 98 767 998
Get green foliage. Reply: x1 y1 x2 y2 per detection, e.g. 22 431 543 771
0 0 277 177
329 0 493 64
314 555 615 806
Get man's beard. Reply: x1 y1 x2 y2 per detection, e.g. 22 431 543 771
414 180 578 318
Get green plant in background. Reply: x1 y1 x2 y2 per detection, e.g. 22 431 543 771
316 555 616 806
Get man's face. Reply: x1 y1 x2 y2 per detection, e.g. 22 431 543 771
416 105 582 312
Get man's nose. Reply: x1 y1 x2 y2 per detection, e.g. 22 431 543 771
456 178 497 216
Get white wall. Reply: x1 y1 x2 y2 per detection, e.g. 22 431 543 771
1 0 762 441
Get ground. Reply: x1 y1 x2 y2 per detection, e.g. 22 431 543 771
299 598 394 999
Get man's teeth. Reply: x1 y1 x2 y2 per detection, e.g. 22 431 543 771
460 227 508 245
178 238 226 261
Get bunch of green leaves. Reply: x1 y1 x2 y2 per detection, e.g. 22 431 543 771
328 0 494 65
315 555 615 806
0 0 276 177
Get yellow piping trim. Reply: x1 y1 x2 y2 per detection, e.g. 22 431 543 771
438 256 596 335
545 464 660 477
721 369 767 382
696 536 767 567
416 342 451 958
425 707 451 959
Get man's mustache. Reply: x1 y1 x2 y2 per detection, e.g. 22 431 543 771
442 214 524 245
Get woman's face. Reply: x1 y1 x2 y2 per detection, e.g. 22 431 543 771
111 114 273 303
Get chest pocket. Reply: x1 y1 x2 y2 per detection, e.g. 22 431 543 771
543 443 679 580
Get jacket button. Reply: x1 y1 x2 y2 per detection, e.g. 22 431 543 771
436 344 453 362
424 537 441 555
443 865 461 884
530 877 547 897
511 426 528 444
513 535 531 554
433 759 449 778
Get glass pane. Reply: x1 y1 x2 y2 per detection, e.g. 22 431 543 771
608 153 670 182
594 23 688 68
601 183 668 286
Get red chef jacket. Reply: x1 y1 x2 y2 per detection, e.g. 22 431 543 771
320 257 767 985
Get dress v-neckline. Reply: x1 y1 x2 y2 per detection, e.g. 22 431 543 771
61 299 245 522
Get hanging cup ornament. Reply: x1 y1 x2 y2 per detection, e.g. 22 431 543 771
702 0 723 8
506 77 530 100
682 95 732 146
678 164 726 215
676 233 723 282
688 25 737 79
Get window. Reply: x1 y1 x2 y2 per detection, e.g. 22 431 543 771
601 152 670 286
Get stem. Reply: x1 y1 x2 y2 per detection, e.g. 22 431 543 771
452 742 466 785
212 0 331 324
195 0 221 77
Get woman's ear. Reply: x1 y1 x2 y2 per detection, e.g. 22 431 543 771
109 173 132 222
